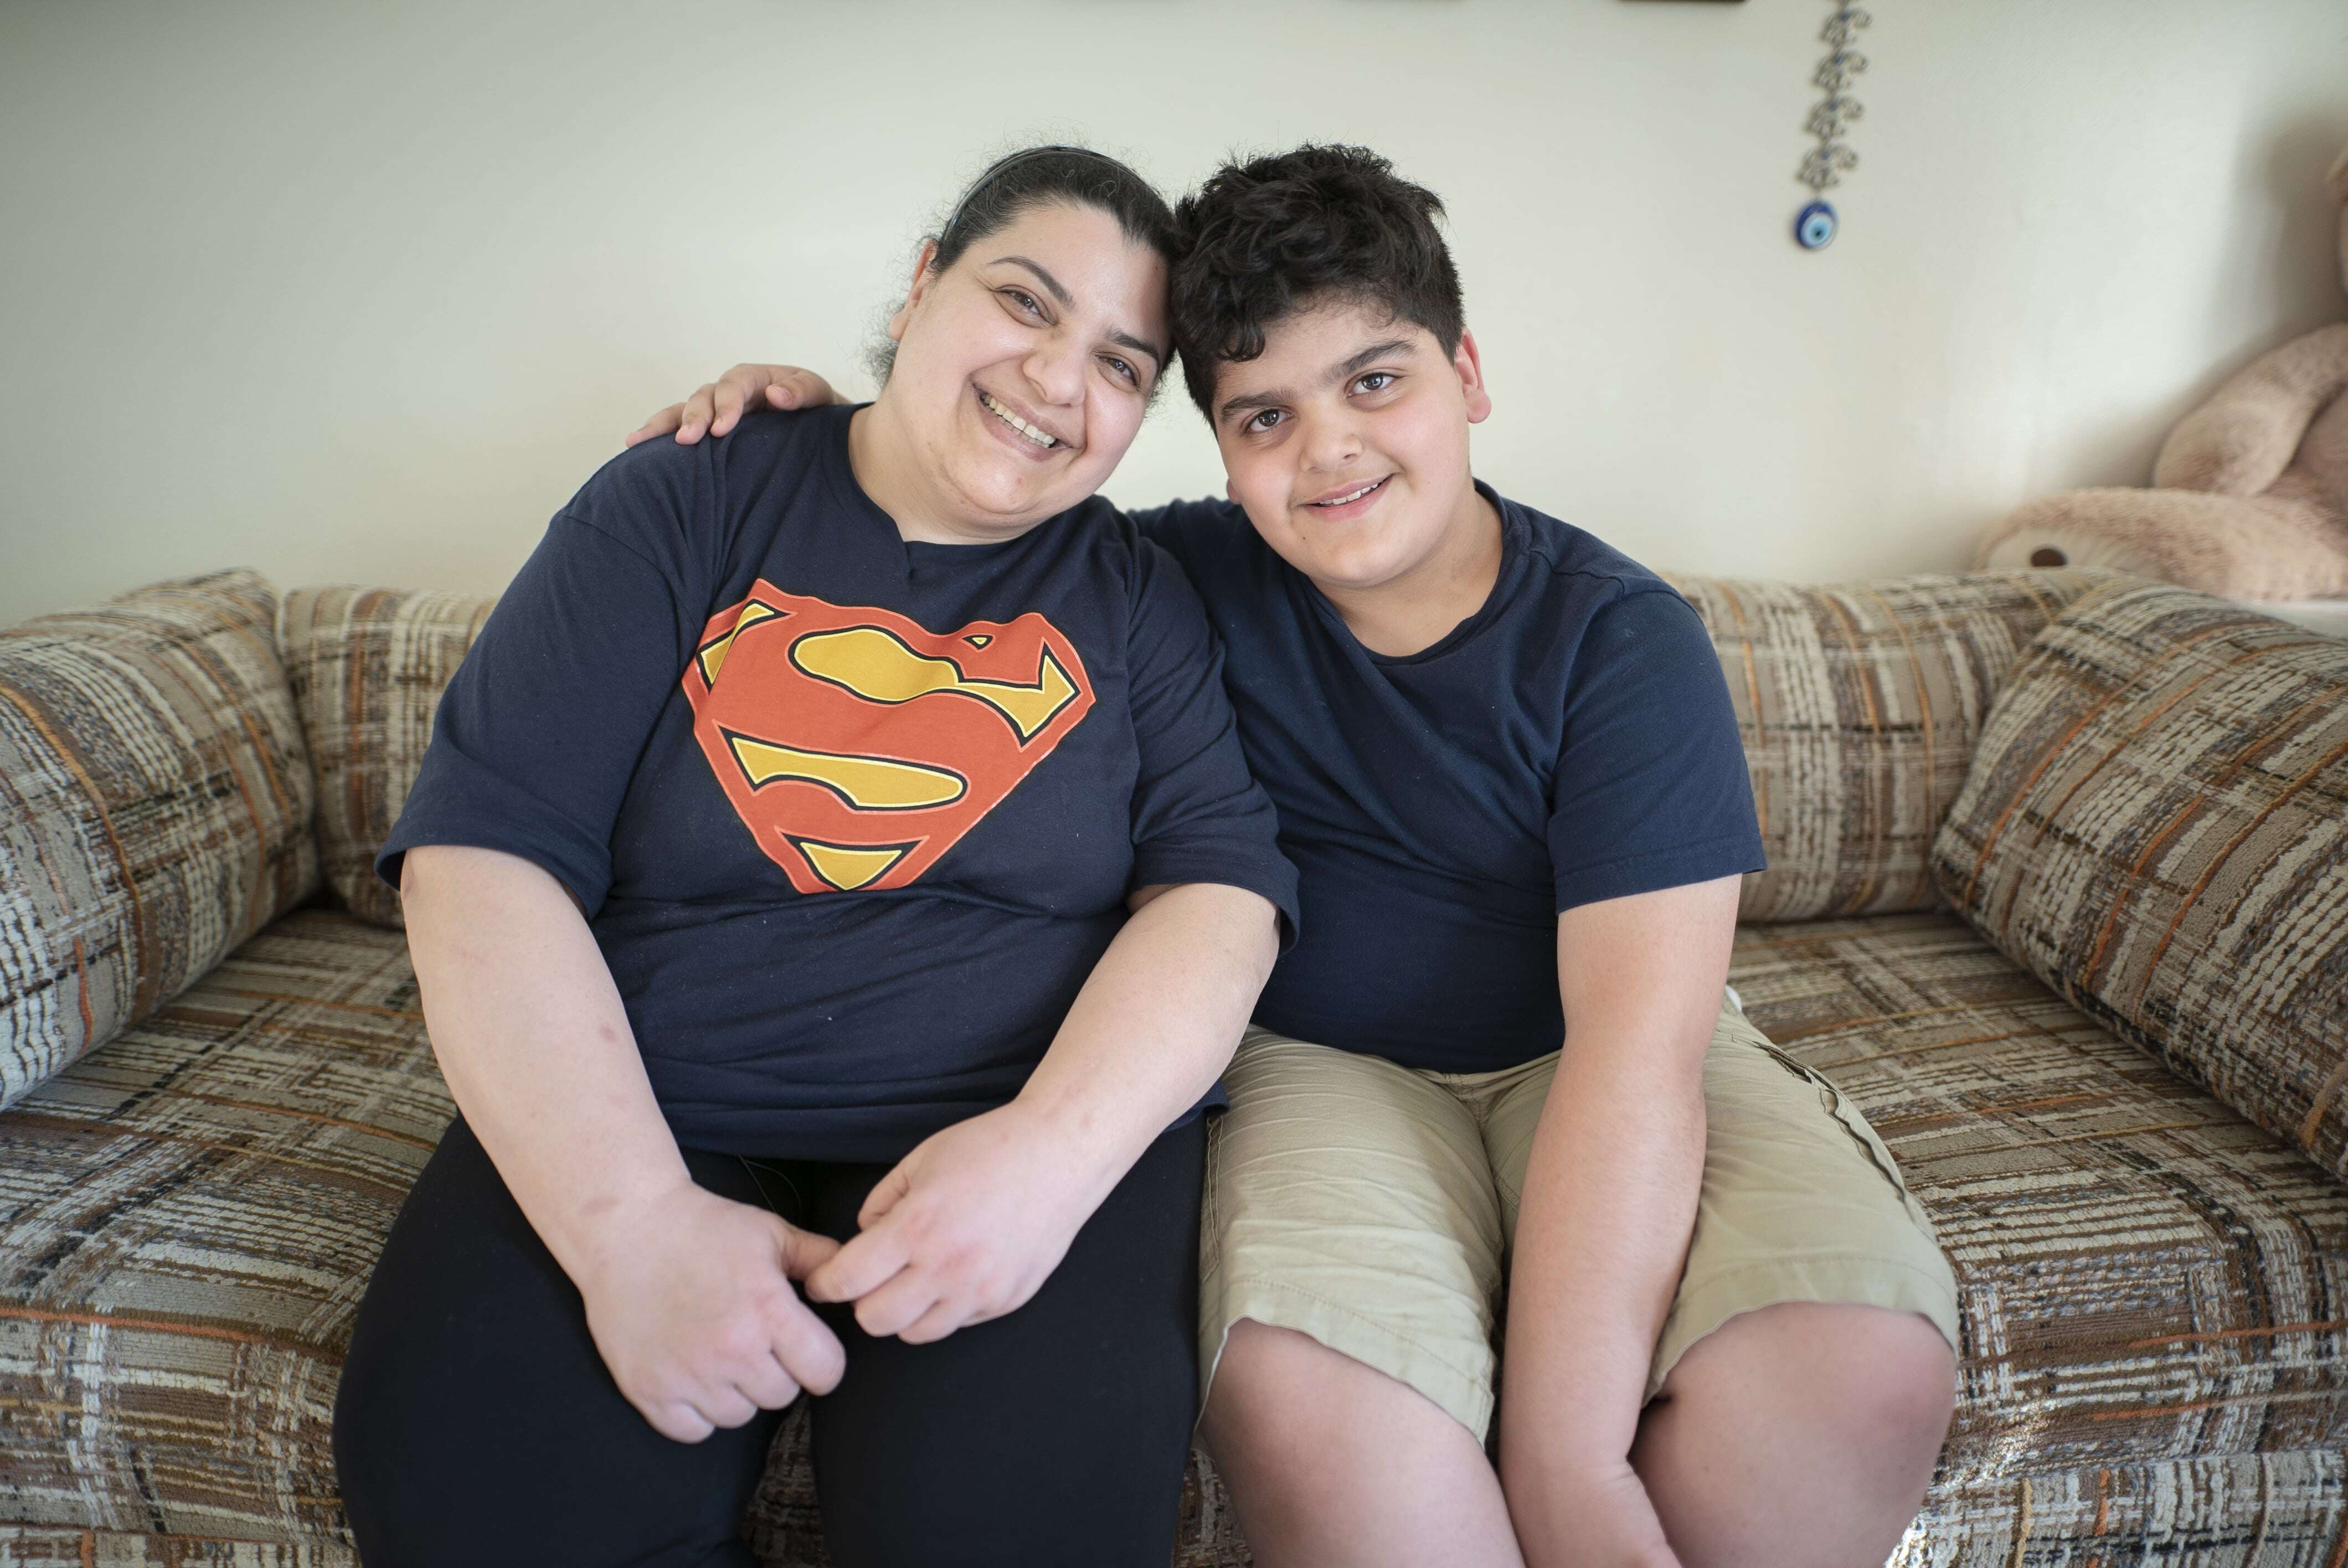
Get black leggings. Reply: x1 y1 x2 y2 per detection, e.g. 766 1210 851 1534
333 1113 1206 1567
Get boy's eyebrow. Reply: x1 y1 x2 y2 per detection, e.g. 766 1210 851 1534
1217 338 1415 425
990 254 1166 373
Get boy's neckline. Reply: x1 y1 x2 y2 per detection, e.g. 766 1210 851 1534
1309 481 1513 663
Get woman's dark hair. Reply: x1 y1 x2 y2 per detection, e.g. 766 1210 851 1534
1170 145 1464 420
868 145 1178 392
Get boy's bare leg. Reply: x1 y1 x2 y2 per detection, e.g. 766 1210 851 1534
1199 1319 1526 1568
1629 1302 1955 1568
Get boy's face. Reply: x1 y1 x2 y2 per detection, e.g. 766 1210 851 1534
1207 300 1491 597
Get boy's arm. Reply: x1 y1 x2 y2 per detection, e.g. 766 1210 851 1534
1497 873 1742 1568
625 363 851 446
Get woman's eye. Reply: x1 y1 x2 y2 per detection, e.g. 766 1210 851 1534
1004 288 1043 316
1104 356 1137 385
1355 372 1396 395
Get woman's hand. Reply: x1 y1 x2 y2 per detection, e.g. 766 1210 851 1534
802 1101 1106 1345
624 364 845 447
573 1179 848 1444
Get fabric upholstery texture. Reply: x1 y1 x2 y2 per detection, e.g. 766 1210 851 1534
1660 569 2117 924
4 901 2344 1561
276 587 494 929
0 571 315 1109
743 909 2348 1565
1934 583 2348 1181
0 909 439 1546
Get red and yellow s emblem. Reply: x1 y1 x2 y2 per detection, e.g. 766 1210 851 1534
681 581 1095 894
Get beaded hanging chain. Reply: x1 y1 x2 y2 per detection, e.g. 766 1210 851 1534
1794 3 1869 250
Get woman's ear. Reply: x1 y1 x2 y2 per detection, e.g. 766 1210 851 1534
885 238 943 344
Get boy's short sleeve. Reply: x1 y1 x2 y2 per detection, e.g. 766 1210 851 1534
1121 539 1300 944
375 460 710 916
1547 587 1765 912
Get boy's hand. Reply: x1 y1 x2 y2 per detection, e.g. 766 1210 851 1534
1516 1459 1684 1568
574 1180 847 1444
803 1101 1105 1344
624 364 845 447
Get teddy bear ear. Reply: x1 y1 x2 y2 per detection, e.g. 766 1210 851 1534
2329 146 2348 205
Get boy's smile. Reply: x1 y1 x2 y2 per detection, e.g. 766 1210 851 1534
1208 301 1501 656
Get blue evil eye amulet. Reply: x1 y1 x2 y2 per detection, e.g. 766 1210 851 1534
1795 200 1839 251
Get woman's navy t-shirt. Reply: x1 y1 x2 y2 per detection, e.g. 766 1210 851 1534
1131 485 1764 1074
380 405 1297 1161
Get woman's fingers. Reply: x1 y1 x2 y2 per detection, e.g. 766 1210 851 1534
643 1397 715 1445
803 1225 909 1304
687 1384 760 1431
856 1163 913 1229
772 1304 847 1396
729 1348 802 1412
623 401 688 448
770 1215 840 1282
849 1267 944 1340
895 1297 970 1345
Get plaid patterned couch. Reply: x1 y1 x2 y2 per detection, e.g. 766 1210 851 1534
2 563 2344 1566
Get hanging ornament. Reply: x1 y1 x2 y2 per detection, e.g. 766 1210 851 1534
1795 3 1868 250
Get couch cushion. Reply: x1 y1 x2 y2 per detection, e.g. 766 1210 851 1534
277 587 494 928
1933 582 2348 1182
1659 568 2118 923
8 904 2344 1560
1733 911 2348 1479
0 907 441 1544
0 571 316 1108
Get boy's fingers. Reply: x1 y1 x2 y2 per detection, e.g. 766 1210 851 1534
710 379 749 436
625 403 686 447
804 1226 909 1303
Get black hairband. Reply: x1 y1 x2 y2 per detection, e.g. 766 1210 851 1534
939 145 1119 246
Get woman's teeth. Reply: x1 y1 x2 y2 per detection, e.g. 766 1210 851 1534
1314 478 1384 507
980 391 1058 449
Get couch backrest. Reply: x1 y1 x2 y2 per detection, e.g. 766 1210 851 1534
278 586 496 927
1661 567 2120 921
281 567 2120 933
0 570 317 1105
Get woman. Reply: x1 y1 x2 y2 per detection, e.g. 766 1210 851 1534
332 146 1297 1568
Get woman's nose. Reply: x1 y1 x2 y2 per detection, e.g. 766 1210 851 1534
1023 335 1088 408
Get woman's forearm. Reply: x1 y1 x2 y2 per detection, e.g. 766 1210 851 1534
1016 881 1279 1187
399 843 696 1287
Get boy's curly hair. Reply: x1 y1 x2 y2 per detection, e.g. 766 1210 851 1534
1170 145 1465 420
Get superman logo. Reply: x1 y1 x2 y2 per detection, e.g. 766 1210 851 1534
681 582 1095 894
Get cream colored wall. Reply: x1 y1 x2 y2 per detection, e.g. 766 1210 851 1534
2 0 2344 625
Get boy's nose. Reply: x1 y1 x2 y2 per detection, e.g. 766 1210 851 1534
1301 412 1364 475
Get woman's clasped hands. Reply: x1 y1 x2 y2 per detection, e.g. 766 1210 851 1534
804 1099 1107 1344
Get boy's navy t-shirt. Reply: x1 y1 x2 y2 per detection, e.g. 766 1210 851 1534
379 405 1297 1162
1132 486 1764 1074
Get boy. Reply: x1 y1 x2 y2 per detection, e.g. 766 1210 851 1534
636 146 1957 1568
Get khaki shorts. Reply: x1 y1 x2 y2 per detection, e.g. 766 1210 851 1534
1199 988 1959 1441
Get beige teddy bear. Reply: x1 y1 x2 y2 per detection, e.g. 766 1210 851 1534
1978 148 2348 600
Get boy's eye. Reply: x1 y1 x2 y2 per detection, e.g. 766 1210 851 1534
1353 372 1396 395
1243 409 1285 434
